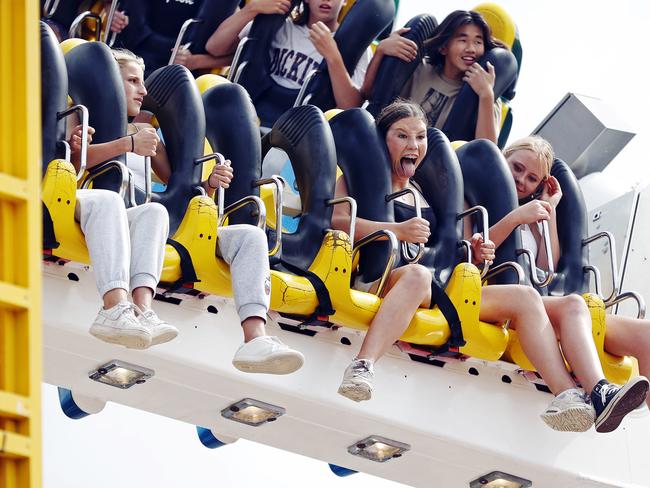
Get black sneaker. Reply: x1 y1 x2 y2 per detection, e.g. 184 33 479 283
591 377 650 433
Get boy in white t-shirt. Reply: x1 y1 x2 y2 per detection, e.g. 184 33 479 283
206 0 371 109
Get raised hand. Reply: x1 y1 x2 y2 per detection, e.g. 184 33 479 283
69 124 95 154
131 128 160 157
540 175 562 209
109 10 129 34
309 21 339 61
515 199 553 225
470 233 495 265
377 27 418 62
250 0 292 15
396 216 430 244
206 159 234 190
463 61 495 99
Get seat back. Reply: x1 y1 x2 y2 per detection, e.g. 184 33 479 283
263 105 337 270
41 21 68 173
236 0 392 127
203 82 261 226
366 13 438 117
142 64 206 234
413 128 465 286
547 158 589 295
457 139 523 284
184 0 240 55
64 40 127 193
329 108 394 283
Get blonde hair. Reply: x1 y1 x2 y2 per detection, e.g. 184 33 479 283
503 135 554 179
112 48 145 73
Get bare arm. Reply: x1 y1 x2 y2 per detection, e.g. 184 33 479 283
309 22 362 109
205 0 291 57
463 61 498 143
331 177 430 243
173 48 233 71
536 176 563 269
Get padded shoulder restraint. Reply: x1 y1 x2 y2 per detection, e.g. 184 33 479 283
184 0 240 55
203 82 261 226
547 158 589 295
329 108 394 283
366 13 438 117
457 139 522 285
41 21 68 174
442 47 517 142
65 41 128 192
143 64 205 235
305 0 395 111
413 128 464 286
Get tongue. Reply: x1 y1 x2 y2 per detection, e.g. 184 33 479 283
401 159 416 178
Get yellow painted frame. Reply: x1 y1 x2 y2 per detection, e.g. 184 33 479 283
0 1 42 487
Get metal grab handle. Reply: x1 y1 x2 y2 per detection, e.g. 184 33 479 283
294 68 318 107
605 291 646 320
44 0 62 17
222 196 266 230
168 18 202 65
386 188 424 264
351 229 399 298
80 160 131 200
584 265 602 298
457 205 490 277
460 240 472 264
57 104 89 181
253 176 285 257
516 220 554 288
327 197 357 245
583 231 619 302
69 11 102 39
102 0 119 45
143 156 152 204
195 152 227 218
229 37 250 82
482 261 525 285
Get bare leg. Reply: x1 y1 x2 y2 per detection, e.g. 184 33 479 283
103 288 128 309
604 314 650 408
480 285 576 395
542 295 604 392
242 317 266 343
132 286 154 311
357 264 432 362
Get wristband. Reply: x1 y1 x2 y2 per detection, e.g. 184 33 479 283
208 175 218 190
130 135 134 152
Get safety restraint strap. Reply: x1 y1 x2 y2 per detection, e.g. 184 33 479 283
165 238 200 291
430 279 466 348
279 259 335 318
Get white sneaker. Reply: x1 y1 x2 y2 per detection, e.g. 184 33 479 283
89 302 152 350
232 336 304 374
338 359 374 402
138 308 179 346
540 388 596 432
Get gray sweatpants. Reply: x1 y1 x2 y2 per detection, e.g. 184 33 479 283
75 189 168 297
217 225 271 324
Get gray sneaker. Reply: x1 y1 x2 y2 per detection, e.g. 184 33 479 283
338 359 374 402
540 388 596 432
89 302 152 349
138 308 179 346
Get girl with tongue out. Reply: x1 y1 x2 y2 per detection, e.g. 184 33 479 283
331 100 609 433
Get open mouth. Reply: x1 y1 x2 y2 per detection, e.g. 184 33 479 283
461 56 475 66
399 157 418 178
319 3 331 11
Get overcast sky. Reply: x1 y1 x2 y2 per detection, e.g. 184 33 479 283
43 2 650 488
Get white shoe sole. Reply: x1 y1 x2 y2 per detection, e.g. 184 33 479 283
151 327 179 346
338 383 373 402
90 324 152 350
595 377 650 433
233 351 304 375
540 405 595 432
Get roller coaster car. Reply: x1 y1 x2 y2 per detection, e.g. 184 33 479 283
459 138 636 384
327 108 508 360
366 4 519 147
229 0 394 128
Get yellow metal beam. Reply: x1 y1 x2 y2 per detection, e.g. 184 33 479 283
0 282 31 311
0 393 31 420
0 174 30 202
0 431 32 459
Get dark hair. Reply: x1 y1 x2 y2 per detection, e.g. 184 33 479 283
425 10 506 66
376 99 428 137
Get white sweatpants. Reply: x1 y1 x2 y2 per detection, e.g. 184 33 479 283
75 189 169 297
217 225 271 323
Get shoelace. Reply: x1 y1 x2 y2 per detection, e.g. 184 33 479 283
351 361 372 377
599 383 617 405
